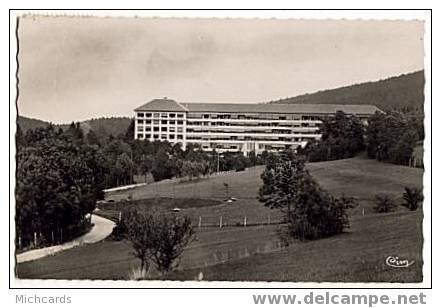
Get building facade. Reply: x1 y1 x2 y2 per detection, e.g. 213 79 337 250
134 98 380 155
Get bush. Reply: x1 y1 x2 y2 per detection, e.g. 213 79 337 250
373 194 397 213
287 179 350 241
110 224 126 241
401 187 423 211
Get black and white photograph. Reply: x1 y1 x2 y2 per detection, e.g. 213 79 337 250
10 10 430 288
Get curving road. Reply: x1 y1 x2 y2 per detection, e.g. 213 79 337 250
16 214 115 264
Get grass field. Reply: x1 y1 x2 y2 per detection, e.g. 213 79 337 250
166 211 423 282
17 156 424 281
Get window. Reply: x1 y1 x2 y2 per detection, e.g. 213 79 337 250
145 120 151 124
203 114 210 119
161 120 167 125
169 134 175 139
169 120 175 125
177 135 183 140
169 113 176 118
169 127 176 132
177 127 183 132
153 113 160 118
161 134 167 140
137 120 143 124
153 120 160 125
153 134 159 139
145 127 151 132
153 127 159 132
161 113 168 118
177 114 184 118
137 134 143 139
137 113 144 118
146 134 151 139
161 127 167 132
177 121 184 125
188 113 202 118
145 113 152 118
137 126 143 131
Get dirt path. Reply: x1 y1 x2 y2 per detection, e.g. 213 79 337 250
16 214 115 264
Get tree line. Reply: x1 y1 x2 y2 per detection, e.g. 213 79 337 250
365 110 424 166
16 123 103 248
300 110 424 167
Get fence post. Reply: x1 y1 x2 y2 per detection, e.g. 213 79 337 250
18 236 22 250
60 229 63 243
267 215 271 225
119 211 122 223
51 231 54 243
198 216 202 228
244 216 247 227
219 216 223 228
33 232 37 247
244 247 249 257
362 208 365 216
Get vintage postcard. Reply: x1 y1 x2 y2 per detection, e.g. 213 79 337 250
11 11 430 289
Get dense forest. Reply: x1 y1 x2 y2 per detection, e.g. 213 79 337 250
268 70 425 112
17 116 132 142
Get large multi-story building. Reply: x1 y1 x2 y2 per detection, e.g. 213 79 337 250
134 98 381 155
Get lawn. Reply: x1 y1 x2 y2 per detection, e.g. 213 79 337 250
166 211 423 282
16 225 283 280
16 156 424 282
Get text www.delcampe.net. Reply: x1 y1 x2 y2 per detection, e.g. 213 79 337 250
252 292 427 307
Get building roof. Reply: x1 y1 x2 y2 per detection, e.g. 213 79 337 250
135 98 381 115
134 98 188 112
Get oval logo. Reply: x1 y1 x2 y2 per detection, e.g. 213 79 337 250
385 255 415 268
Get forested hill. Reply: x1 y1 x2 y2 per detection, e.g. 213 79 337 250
268 70 425 111
16 116 53 132
17 116 132 140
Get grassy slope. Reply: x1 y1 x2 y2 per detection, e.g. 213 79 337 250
17 156 424 281
167 211 423 282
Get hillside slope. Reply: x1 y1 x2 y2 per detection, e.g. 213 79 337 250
17 116 132 140
16 116 52 132
269 70 425 111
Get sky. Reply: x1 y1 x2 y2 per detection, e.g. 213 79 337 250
17 16 425 124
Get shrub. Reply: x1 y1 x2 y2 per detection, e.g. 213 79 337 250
339 194 358 209
287 179 350 241
110 224 126 241
401 187 423 211
373 194 397 213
